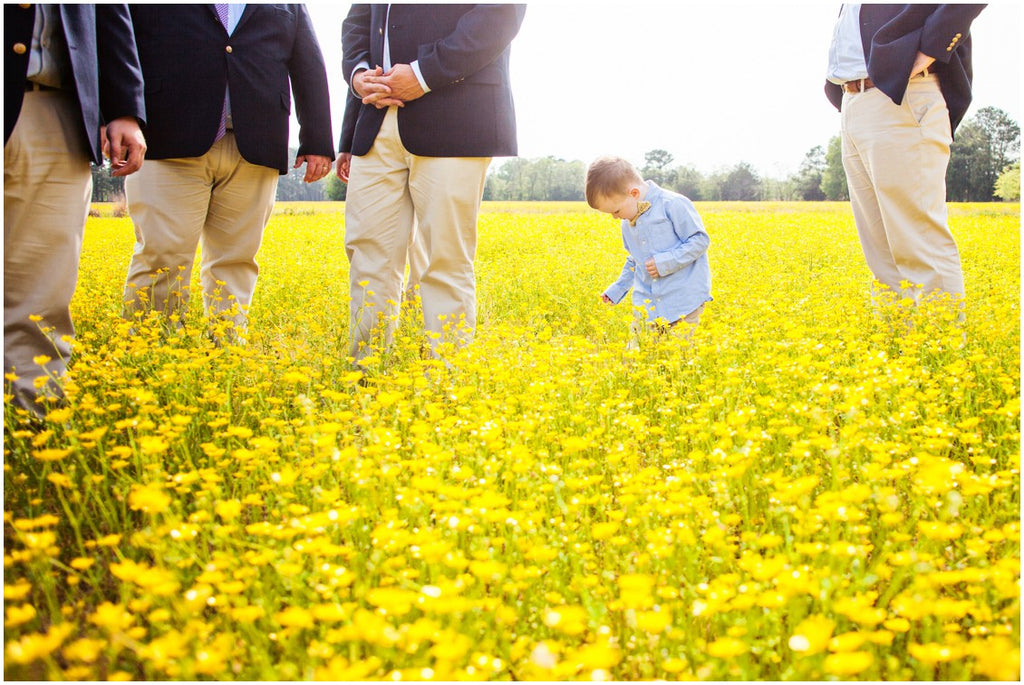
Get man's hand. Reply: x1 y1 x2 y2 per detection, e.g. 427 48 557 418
376 64 425 103
911 50 936 77
336 152 352 183
354 66 403 109
601 294 614 305
103 117 146 177
645 258 661 278
356 64 425 109
295 154 333 183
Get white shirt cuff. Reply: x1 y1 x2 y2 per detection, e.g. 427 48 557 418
351 60 370 95
410 60 431 94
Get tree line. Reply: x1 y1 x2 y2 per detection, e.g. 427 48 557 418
483 105 1020 203
90 107 1019 203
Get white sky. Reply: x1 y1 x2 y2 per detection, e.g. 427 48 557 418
299 2 1022 177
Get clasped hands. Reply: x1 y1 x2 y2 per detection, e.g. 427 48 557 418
353 64 425 109
336 65 425 180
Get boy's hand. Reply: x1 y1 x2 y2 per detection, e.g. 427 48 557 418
601 294 614 304
645 258 661 278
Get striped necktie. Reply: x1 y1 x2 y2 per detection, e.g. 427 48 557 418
214 4 230 142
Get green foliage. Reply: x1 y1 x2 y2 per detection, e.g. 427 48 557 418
90 163 125 202
820 135 849 201
947 107 1020 202
323 173 347 201
793 145 826 201
994 162 1020 201
485 156 585 201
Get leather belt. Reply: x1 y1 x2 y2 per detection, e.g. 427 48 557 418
25 82 60 92
842 78 874 94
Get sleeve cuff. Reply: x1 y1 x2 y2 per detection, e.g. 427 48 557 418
605 284 630 304
410 60 431 94
350 61 370 95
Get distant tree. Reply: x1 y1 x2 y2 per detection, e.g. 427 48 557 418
947 120 995 201
324 173 347 201
761 176 799 201
820 135 848 201
700 169 727 201
484 157 583 201
90 163 124 202
669 165 704 200
721 162 761 201
947 107 1020 201
994 162 1020 201
792 145 826 200
974 106 1020 177
642 148 674 186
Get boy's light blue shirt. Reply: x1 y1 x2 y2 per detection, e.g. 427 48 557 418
604 181 712 323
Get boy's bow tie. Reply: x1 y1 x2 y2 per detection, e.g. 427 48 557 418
629 201 652 227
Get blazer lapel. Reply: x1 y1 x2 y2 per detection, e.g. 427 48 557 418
206 4 224 31
234 5 257 34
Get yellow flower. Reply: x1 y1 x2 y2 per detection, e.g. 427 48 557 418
707 637 748 658
824 651 874 676
5 603 37 627
275 606 314 629
635 609 671 634
908 642 963 664
128 483 171 514
576 642 621 670
88 602 134 631
543 605 588 636
63 637 107 663
215 499 243 521
5 623 73 665
70 556 95 570
32 447 72 462
788 615 834 655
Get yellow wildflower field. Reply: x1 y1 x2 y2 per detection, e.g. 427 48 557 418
4 201 1020 680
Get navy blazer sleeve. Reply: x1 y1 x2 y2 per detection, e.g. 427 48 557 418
413 5 526 91
93 4 147 128
288 4 335 161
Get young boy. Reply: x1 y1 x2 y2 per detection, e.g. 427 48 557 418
586 156 712 336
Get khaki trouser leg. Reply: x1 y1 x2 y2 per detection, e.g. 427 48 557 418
123 133 277 333
345 108 416 361
345 107 490 361
842 76 964 301
408 153 491 353
4 91 92 415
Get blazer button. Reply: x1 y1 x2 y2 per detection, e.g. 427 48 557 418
12 42 27 55
225 45 233 53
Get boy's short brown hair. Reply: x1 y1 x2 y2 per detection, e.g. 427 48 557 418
585 156 643 208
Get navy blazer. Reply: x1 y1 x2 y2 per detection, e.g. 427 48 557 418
340 4 524 158
5 4 146 165
128 4 334 174
825 4 985 135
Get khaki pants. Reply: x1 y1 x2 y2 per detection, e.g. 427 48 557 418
123 133 278 332
841 74 964 300
4 91 93 415
345 107 491 360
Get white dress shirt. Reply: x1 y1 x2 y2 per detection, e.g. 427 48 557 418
827 4 869 84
